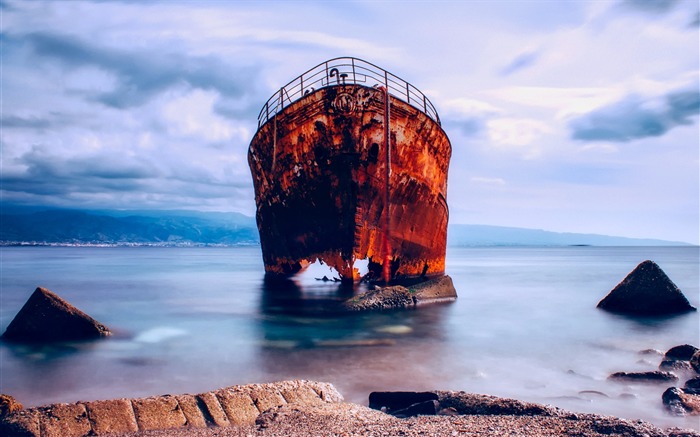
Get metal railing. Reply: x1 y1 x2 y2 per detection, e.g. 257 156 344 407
256 57 441 128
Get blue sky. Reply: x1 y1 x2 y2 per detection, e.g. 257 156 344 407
1 0 698 243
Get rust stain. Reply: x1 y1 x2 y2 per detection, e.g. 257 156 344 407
249 82 451 284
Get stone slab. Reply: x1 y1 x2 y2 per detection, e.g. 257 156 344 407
132 395 186 431
40 403 91 437
277 380 326 405
248 384 287 413
197 392 230 427
215 388 260 426
85 398 138 435
174 394 207 428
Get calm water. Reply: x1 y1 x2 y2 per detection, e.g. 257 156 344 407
0 246 698 430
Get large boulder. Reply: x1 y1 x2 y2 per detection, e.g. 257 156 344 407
597 260 696 316
665 344 699 361
2 287 111 343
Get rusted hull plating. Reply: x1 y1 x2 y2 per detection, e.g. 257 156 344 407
248 84 451 283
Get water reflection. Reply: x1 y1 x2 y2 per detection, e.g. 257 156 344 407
254 276 455 404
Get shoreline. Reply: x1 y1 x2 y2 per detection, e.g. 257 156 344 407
2 380 698 437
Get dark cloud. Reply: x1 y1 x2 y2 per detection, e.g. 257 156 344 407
18 32 262 112
1 115 53 129
443 118 484 137
1 147 252 209
621 0 681 14
499 51 540 76
691 12 700 27
570 87 700 142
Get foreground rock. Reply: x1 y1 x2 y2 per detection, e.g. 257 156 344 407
125 391 697 437
0 395 22 417
597 260 696 316
2 287 111 343
0 380 342 436
343 275 457 311
663 387 700 416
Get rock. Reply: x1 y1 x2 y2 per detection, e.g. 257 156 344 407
663 387 700 416
686 377 700 394
666 345 699 361
0 380 342 435
410 275 457 304
660 360 694 372
608 371 679 383
391 400 439 417
691 350 700 373
597 260 696 316
0 394 22 417
343 275 456 311
343 285 415 311
2 287 111 343
435 391 555 416
368 391 439 414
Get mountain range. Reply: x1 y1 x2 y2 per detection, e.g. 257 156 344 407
0 205 690 247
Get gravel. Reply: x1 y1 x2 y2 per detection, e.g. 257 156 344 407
119 402 700 437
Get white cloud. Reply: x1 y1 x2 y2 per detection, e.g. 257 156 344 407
486 118 552 155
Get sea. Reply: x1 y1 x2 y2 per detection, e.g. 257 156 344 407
0 245 698 431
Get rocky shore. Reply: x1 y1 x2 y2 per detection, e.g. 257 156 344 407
2 380 699 437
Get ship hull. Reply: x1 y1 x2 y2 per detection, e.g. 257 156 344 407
248 84 451 282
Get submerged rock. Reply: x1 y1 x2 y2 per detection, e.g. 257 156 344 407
660 360 693 372
343 285 415 311
597 260 696 316
608 371 679 383
410 275 458 304
2 287 111 343
343 275 457 312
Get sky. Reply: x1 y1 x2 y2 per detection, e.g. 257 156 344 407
1 0 698 244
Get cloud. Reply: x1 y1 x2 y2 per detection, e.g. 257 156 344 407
620 0 681 14
499 50 540 76
569 85 700 142
18 32 261 112
470 176 506 187
0 115 54 129
690 12 700 27
1 146 254 211
487 118 552 150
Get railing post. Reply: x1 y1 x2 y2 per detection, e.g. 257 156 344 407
351 58 356 85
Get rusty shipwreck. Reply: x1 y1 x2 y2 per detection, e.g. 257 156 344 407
248 57 451 284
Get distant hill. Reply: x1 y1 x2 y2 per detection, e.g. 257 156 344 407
447 224 690 247
0 207 259 246
0 206 690 246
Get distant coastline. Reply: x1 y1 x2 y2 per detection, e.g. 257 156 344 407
0 206 693 247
